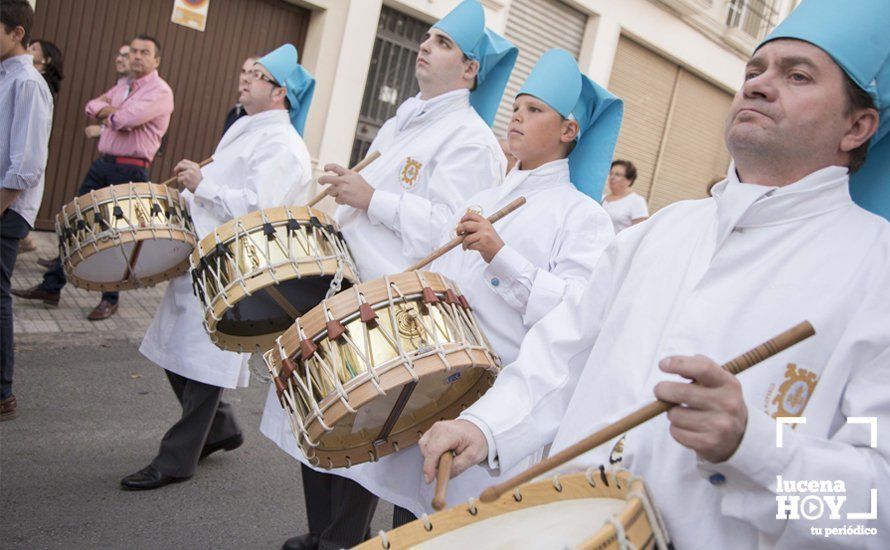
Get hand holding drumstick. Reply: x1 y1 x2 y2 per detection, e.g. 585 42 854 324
316 151 383 210
419 321 814 506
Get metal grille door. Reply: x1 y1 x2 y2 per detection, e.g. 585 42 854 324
350 6 428 166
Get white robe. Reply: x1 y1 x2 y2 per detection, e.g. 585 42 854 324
463 165 890 549
139 109 312 389
335 88 506 280
334 159 615 516
260 88 506 458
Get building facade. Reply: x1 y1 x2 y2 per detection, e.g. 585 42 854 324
29 0 795 227
295 0 796 215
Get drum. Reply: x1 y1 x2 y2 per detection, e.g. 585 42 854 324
356 469 671 550
265 271 500 468
55 182 196 291
190 206 359 352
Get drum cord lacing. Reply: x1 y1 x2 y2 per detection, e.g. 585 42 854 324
412 272 452 371
627 474 671 550
421 512 434 530
231 221 255 298
354 288 386 395
377 530 390 549
384 279 420 384
605 513 635 550
466 497 478 516
320 305 359 414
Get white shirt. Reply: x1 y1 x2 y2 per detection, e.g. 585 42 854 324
140 109 312 388
464 165 890 549
602 191 648 233
0 54 53 226
335 88 505 280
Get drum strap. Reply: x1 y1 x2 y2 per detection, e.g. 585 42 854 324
373 381 417 447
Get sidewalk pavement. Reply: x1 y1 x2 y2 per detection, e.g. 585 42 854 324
3 231 394 548
11 230 166 340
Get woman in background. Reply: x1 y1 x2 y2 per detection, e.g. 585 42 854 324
602 159 648 233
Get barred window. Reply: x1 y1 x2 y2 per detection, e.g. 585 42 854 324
726 0 781 41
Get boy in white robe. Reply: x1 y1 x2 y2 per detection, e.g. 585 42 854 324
420 1 890 548
122 44 315 491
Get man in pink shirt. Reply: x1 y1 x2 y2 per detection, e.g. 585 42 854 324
14 35 174 321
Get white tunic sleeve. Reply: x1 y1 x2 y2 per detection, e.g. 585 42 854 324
699 346 890 548
194 140 303 219
483 207 614 326
460 246 616 473
366 143 503 259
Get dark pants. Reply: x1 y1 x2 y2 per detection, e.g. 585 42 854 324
392 505 417 529
151 370 241 478
1 210 30 400
301 465 379 550
39 156 149 304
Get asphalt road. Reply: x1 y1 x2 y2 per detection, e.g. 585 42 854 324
0 333 392 549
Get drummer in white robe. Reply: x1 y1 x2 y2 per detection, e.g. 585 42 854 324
121 44 315 491
259 2 518 548
340 49 622 523
421 1 890 548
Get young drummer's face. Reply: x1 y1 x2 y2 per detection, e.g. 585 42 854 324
507 95 575 166
416 29 470 89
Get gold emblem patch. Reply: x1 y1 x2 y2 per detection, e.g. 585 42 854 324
769 363 818 422
400 157 423 190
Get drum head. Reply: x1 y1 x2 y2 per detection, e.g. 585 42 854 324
412 498 625 549
308 351 495 466
215 277 350 342
71 238 192 284
355 471 665 550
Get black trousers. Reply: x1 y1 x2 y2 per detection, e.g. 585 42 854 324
38 156 149 303
1 210 30 400
301 465 379 550
151 370 241 478
392 505 416 528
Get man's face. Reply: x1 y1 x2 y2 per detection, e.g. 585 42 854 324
415 28 475 93
238 57 256 93
115 45 130 76
725 39 855 168
239 62 284 115
128 39 159 78
0 24 25 60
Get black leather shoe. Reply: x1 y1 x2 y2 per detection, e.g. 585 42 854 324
11 285 60 306
120 465 188 491
282 534 320 550
199 432 244 461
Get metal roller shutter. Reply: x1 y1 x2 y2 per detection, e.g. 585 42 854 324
493 0 588 140
608 37 678 201
609 36 733 211
648 70 733 211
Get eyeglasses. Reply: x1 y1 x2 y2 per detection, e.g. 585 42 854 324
249 69 280 86
116 52 129 58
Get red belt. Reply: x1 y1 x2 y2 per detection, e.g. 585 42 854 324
104 155 151 168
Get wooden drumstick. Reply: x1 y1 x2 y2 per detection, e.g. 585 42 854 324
307 150 382 207
478 320 815 503
160 157 213 186
432 451 454 511
404 196 527 273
